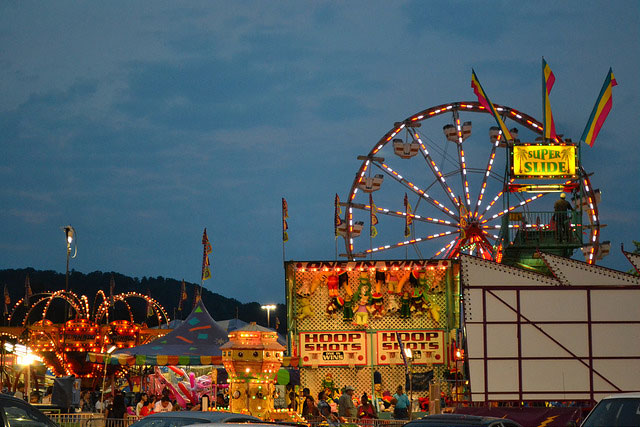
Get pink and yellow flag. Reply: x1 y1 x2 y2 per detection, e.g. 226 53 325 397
581 68 617 147
542 58 557 140
471 69 513 141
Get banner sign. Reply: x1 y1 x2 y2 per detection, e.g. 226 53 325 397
293 259 451 271
376 330 444 365
299 331 367 366
511 144 576 178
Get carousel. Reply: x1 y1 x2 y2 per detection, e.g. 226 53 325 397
0 287 170 382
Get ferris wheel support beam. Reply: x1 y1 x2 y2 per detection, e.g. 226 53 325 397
349 202 459 228
359 230 456 257
412 132 461 209
479 193 546 224
371 161 459 220
452 110 472 212
473 136 502 218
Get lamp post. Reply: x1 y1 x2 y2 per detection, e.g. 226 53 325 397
261 304 276 328
15 343 39 403
404 347 413 418
63 225 76 292
100 345 117 413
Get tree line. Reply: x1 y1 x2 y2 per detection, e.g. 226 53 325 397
0 268 286 334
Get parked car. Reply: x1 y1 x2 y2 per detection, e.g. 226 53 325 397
581 392 640 427
129 411 261 427
404 414 523 427
0 393 59 426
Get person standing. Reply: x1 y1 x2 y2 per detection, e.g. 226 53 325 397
154 396 173 413
317 391 330 417
392 385 411 420
553 193 573 242
81 391 94 412
106 392 126 427
13 385 24 400
357 393 377 419
338 386 356 419
301 395 320 419
135 393 148 416
140 396 156 417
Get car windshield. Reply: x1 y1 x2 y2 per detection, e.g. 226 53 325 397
582 397 640 427
131 416 214 427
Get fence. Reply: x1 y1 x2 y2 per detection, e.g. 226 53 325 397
307 417 409 427
49 414 408 427
48 413 141 427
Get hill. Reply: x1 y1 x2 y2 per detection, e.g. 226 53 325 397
0 268 286 335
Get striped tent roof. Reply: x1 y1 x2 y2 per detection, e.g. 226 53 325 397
87 300 228 366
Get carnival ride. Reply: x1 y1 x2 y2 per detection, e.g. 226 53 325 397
2 289 169 378
338 101 605 268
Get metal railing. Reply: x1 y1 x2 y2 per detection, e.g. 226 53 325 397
48 413 141 427
49 414 409 427
306 417 409 427
505 210 582 247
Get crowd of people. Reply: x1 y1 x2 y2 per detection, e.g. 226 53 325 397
7 380 413 422
297 384 412 424
3 383 229 422
98 388 230 421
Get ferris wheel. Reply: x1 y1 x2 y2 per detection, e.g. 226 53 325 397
338 101 603 263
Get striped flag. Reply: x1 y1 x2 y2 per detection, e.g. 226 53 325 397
404 193 412 238
178 279 187 311
542 58 557 140
581 68 618 147
334 194 343 238
146 289 153 317
109 275 115 298
282 198 289 242
202 228 212 281
471 69 513 141
3 284 9 315
369 194 378 238
24 274 32 306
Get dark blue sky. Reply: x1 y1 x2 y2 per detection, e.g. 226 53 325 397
1 1 638 304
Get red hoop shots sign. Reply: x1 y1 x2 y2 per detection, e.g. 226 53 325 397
299 331 368 366
376 330 444 365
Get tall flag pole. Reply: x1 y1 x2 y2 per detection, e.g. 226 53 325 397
542 58 557 141
334 194 342 239
178 279 187 314
109 275 115 299
471 69 513 141
404 193 412 238
282 198 289 243
3 284 9 317
24 274 32 307
334 194 343 259
580 68 618 147
146 288 153 318
200 228 212 303
281 197 288 263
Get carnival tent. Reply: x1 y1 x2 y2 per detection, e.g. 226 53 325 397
87 300 229 366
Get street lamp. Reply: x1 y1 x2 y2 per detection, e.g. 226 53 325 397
15 343 40 403
404 347 413 419
100 345 117 413
62 225 77 292
261 304 276 328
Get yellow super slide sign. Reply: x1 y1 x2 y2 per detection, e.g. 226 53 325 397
512 145 576 177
